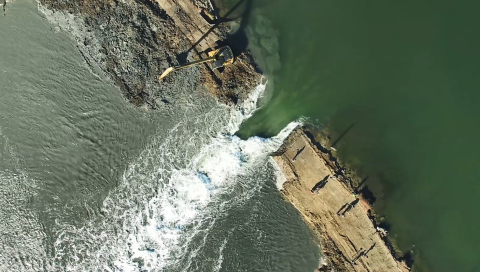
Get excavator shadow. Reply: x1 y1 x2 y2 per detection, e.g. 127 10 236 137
176 0 253 65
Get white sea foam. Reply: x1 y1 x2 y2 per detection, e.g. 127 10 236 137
271 157 288 190
212 228 234 272
49 80 300 271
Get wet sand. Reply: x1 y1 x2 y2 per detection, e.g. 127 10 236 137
273 128 410 272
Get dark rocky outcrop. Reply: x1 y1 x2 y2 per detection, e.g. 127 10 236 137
39 0 261 108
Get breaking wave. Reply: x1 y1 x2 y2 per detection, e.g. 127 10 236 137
49 80 299 271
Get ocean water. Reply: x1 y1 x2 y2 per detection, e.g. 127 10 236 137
0 1 320 271
236 0 480 271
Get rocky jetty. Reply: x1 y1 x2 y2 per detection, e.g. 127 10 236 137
38 0 262 108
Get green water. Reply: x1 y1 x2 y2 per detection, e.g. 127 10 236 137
237 0 480 271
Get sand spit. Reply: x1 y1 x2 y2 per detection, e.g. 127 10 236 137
273 128 411 272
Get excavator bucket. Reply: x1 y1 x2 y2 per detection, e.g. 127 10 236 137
158 67 175 81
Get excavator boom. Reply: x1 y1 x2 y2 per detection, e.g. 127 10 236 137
158 55 217 81
158 46 234 81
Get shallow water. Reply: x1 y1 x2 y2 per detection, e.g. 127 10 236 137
0 1 320 271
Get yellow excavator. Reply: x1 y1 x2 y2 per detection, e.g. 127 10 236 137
158 46 234 81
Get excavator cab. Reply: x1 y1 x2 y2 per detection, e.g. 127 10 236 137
209 46 234 69
158 46 234 81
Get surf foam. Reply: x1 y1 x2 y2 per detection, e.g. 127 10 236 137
49 80 299 271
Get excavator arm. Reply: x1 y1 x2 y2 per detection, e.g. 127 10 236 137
158 46 234 81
